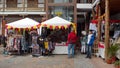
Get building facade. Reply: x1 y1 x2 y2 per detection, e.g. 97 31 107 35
0 0 45 22
0 0 96 35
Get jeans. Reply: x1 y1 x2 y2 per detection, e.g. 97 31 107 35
68 44 75 57
86 45 92 58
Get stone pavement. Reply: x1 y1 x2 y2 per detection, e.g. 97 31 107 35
0 47 114 68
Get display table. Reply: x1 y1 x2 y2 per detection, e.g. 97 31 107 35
53 42 68 54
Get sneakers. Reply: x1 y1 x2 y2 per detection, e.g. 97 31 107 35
85 56 92 59
89 57 91 59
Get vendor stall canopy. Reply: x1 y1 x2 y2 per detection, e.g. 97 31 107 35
6 18 40 29
41 16 75 29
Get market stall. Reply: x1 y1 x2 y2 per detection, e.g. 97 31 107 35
40 16 76 54
5 18 40 55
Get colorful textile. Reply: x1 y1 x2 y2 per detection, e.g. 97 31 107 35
44 41 49 49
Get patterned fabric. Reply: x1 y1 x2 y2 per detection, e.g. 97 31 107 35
7 36 14 47
21 37 26 50
32 36 38 44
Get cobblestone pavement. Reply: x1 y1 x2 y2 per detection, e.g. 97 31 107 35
0 48 114 68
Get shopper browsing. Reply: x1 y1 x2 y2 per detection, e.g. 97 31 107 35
67 29 77 58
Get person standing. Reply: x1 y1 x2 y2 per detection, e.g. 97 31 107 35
67 29 77 58
81 31 87 54
37 35 45 56
1 35 7 55
86 30 95 59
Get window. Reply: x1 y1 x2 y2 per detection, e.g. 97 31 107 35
6 0 17 8
38 0 44 3
48 0 73 3
49 6 74 22
77 0 93 3
27 0 38 8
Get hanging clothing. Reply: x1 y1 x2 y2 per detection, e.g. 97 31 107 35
31 35 39 51
14 38 18 50
89 23 97 32
113 31 120 39
21 36 26 50
7 36 14 47
13 37 22 51
32 36 38 45
31 35 40 55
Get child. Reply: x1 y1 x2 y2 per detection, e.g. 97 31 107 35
81 31 87 54
44 38 50 56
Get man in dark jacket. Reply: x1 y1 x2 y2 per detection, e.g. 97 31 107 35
67 29 77 58
37 36 45 56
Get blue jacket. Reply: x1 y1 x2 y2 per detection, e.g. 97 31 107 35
88 34 95 46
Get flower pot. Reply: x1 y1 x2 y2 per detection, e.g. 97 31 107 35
115 65 120 68
106 59 112 64
114 60 120 68
111 56 116 63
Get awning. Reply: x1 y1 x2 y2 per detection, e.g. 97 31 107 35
6 18 40 29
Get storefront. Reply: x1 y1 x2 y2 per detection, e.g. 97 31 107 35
91 0 120 62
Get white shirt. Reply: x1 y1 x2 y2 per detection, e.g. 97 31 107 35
87 34 93 44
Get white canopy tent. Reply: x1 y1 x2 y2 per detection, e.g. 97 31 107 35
38 16 72 35
39 16 73 54
41 16 71 26
6 18 40 28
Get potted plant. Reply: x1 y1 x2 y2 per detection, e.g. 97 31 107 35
107 44 120 64
114 60 120 68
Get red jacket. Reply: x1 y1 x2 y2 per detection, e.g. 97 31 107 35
67 32 77 44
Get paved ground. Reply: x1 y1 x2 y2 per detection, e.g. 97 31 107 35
0 47 114 68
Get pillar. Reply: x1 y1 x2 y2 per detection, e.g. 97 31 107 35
2 18 6 36
105 0 110 61
74 0 77 23
97 4 101 44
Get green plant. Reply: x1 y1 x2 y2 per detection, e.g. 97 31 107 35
108 44 120 58
114 60 120 68
114 60 120 66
